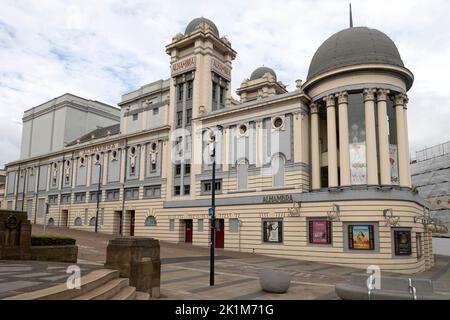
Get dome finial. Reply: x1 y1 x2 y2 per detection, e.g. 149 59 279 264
349 3 353 28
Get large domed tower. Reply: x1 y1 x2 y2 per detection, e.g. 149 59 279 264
303 26 414 191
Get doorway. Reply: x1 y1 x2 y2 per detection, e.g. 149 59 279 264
215 219 225 248
113 211 123 235
60 210 69 228
184 219 193 243
129 210 135 236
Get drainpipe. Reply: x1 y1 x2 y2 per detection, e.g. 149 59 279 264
34 160 41 224
14 165 21 210
21 166 26 211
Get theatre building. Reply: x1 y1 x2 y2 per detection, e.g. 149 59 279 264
3 17 435 273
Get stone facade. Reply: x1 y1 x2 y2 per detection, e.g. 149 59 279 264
2 18 435 273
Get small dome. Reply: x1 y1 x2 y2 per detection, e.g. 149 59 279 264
250 66 277 81
185 17 219 37
307 27 405 80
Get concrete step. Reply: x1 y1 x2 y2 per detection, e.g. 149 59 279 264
135 291 151 300
4 269 120 300
74 278 129 300
110 286 137 300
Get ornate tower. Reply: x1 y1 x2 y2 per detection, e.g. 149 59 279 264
165 17 237 198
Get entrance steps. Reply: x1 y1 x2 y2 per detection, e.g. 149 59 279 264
4 269 150 300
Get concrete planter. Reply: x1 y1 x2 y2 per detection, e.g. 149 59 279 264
30 245 78 263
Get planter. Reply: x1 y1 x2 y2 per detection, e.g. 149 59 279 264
30 245 78 263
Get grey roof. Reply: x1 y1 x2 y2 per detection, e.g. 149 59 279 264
307 27 404 80
66 124 120 147
185 17 219 37
250 66 277 81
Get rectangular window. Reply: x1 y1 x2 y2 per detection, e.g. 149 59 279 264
416 233 422 258
178 84 184 101
186 108 192 125
187 81 193 99
202 179 222 194
394 230 412 256
185 163 191 175
106 189 120 201
308 220 332 244
198 219 204 232
144 185 161 198
262 219 283 243
175 164 182 176
176 111 183 127
90 191 101 202
212 83 217 101
132 113 138 121
219 86 224 104
48 195 58 204
184 185 190 195
174 186 181 196
124 187 139 200
229 218 239 233
348 224 375 250
169 219 175 231
151 162 157 172
153 107 159 115
61 194 71 204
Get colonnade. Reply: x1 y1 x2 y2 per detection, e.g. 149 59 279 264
310 89 410 190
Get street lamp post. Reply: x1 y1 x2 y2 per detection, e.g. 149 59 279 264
95 159 102 233
209 131 216 286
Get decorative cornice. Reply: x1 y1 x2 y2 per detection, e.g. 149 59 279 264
363 88 376 102
377 88 390 102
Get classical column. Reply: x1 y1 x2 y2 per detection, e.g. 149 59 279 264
394 93 410 187
310 103 321 190
337 91 351 186
363 88 379 186
403 100 412 187
325 95 338 188
377 89 391 186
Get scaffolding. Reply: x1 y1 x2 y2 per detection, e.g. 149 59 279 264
411 141 450 226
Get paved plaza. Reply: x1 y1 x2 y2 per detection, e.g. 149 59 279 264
1 226 450 299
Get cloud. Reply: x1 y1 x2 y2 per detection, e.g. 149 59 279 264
1 0 450 166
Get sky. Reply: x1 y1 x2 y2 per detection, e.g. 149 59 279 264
1 0 450 167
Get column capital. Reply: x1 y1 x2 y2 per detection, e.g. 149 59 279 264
336 91 348 104
323 94 335 108
363 88 376 102
377 88 390 102
310 103 319 114
394 93 408 107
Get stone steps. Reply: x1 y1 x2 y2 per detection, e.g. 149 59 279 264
3 269 150 300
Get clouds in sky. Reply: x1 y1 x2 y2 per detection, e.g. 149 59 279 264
1 0 450 166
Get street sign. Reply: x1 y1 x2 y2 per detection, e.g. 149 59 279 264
208 207 214 217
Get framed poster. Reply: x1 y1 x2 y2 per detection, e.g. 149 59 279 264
309 220 332 244
394 230 412 256
263 220 283 243
348 225 375 250
349 142 367 185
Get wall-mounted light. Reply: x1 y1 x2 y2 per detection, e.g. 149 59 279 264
327 204 340 221
383 208 400 227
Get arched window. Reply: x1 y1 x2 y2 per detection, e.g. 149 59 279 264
237 159 248 190
272 154 285 187
74 217 82 226
89 217 96 226
48 218 55 226
145 216 157 226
